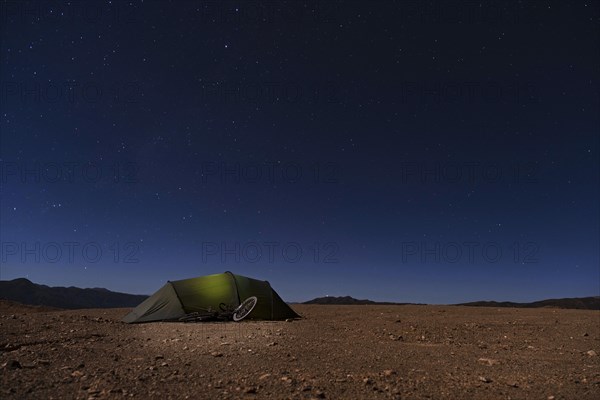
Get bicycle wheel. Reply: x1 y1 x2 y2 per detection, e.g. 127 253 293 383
232 296 257 321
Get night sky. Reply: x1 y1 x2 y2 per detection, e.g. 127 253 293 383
0 1 598 303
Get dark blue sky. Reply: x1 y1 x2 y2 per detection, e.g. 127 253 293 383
1 1 598 303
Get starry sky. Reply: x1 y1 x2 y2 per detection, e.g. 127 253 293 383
0 1 598 303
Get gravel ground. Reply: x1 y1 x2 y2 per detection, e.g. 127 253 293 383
1 301 599 399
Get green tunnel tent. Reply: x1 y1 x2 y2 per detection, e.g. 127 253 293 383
122 272 299 323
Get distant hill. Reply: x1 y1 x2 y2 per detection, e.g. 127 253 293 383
303 296 416 305
4 279 597 311
304 296 376 305
458 296 600 310
303 295 600 310
0 278 148 309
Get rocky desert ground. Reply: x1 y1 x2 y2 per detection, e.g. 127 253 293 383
1 300 599 399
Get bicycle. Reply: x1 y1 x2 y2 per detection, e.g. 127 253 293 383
178 296 258 322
